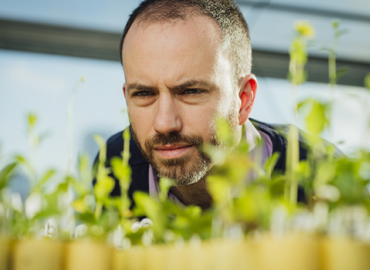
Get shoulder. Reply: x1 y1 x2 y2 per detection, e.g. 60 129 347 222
249 118 343 170
105 130 124 160
104 127 148 166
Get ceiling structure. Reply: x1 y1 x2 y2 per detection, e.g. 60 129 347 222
0 0 369 87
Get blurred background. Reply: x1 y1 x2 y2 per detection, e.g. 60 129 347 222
1 0 370 179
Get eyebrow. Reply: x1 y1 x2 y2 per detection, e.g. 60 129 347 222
126 83 155 93
126 80 217 93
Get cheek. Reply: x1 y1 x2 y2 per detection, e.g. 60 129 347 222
128 106 155 148
181 103 218 139
217 91 238 117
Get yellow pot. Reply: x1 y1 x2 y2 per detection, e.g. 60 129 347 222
165 244 187 270
184 242 211 270
144 245 167 270
210 239 257 270
114 240 256 270
112 249 128 270
65 241 112 270
13 239 63 270
256 234 321 270
113 247 148 270
0 236 10 270
161 242 210 270
321 237 370 270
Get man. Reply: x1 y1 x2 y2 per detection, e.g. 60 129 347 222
98 0 315 209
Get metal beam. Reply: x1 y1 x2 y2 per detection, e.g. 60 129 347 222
236 1 370 23
0 18 121 61
252 50 370 87
1 18 369 87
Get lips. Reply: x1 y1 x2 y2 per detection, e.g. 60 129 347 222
153 144 193 159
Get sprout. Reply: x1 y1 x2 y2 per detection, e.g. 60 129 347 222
294 21 315 38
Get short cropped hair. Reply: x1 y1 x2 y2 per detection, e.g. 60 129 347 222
119 0 252 83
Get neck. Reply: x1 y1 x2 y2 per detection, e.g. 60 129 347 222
170 178 213 210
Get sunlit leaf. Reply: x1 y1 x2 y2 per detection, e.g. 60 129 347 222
39 169 56 186
77 212 96 224
133 192 166 239
28 113 37 128
335 67 349 81
111 157 131 188
305 100 329 135
185 205 202 218
31 209 59 221
233 186 271 227
207 175 231 205
0 162 17 189
14 154 27 165
294 21 315 38
365 73 370 90
94 175 115 200
14 154 34 176
159 177 174 202
215 116 234 147
57 182 68 192
264 152 280 179
72 199 89 213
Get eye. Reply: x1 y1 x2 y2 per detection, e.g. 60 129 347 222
133 91 153 97
182 89 204 95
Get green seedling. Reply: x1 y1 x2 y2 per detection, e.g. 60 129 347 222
285 21 315 208
1 16 370 253
7 113 63 239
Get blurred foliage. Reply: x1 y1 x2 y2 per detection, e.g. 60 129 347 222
1 19 370 249
288 21 315 86
365 73 370 91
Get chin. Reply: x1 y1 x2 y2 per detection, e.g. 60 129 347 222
153 153 212 186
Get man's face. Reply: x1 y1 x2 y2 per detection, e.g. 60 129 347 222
122 15 241 185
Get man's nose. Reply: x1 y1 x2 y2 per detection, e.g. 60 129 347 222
154 93 182 134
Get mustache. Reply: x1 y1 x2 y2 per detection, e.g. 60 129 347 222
145 132 203 149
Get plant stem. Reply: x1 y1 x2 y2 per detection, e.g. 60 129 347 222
285 125 299 205
291 85 299 123
328 36 338 143
121 129 131 217
94 201 103 220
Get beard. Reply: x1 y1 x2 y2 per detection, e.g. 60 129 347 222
130 97 240 186
131 128 216 186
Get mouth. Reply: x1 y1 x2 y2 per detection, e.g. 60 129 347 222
153 144 194 159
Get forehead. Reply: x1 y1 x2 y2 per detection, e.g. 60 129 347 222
121 15 232 88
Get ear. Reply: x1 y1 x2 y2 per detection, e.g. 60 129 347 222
123 83 127 98
238 74 257 125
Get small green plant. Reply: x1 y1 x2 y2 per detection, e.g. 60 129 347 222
6 114 64 239
0 154 17 234
67 134 121 241
1 18 370 270
285 21 315 207
132 177 214 244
